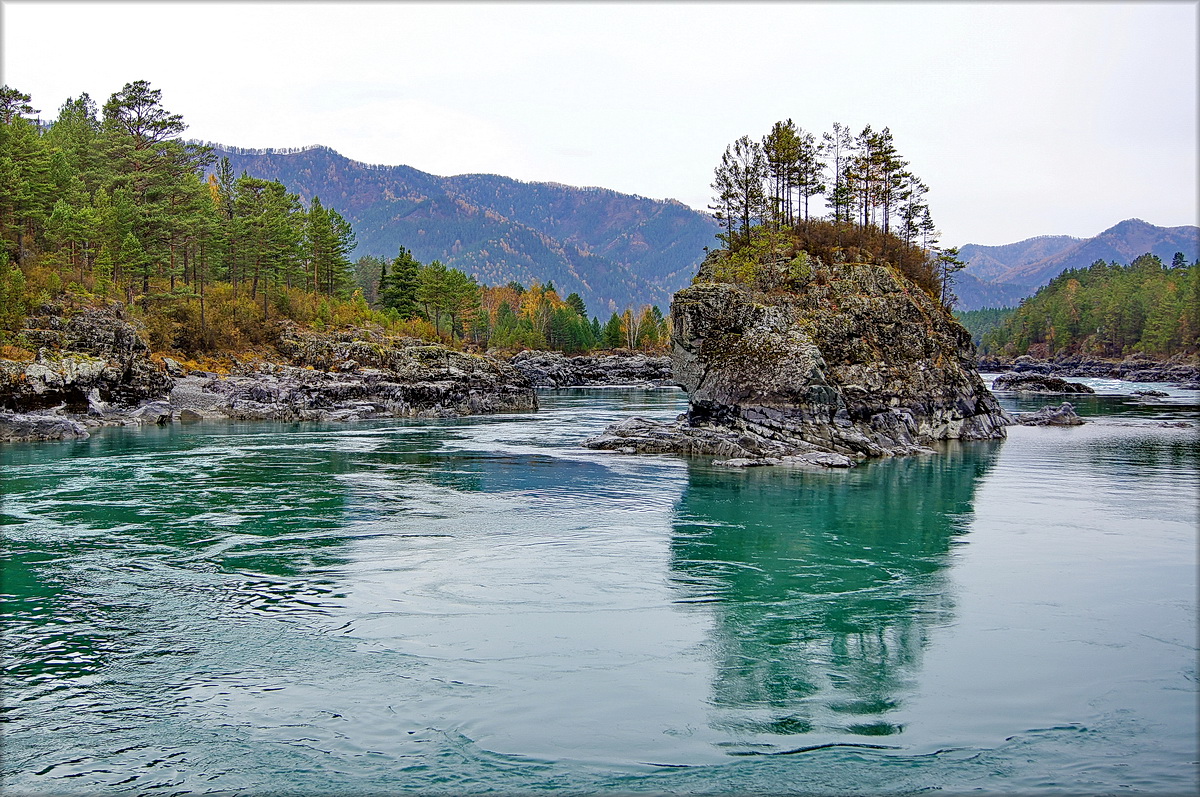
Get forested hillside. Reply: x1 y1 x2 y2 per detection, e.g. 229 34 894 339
981 254 1199 357
954 220 1200 311
0 81 671 361
954 307 1017 348
205 145 720 315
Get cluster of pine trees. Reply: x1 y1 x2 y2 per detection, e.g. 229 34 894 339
981 254 1199 358
0 82 360 342
359 247 667 353
709 120 964 303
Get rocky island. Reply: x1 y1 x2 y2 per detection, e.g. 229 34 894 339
586 247 1011 467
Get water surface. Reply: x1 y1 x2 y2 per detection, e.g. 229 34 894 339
2 384 1196 794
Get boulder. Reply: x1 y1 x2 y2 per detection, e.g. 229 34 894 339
1016 402 1085 426
0 410 90 442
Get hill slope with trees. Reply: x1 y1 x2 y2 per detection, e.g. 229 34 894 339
955 220 1199 310
981 253 1199 358
203 144 720 316
0 81 675 364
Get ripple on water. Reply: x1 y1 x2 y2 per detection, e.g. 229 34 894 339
1 389 1195 794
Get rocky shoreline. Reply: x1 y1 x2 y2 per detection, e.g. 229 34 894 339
977 354 1200 388
1 305 537 443
508 350 673 388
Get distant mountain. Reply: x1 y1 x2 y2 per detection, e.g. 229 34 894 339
955 219 1199 311
950 272 1036 312
958 235 1080 283
990 219 1198 287
205 144 721 315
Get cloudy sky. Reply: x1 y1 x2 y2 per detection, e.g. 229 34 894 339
2 1 1196 246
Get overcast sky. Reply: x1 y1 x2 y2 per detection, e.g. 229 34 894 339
2 1 1196 246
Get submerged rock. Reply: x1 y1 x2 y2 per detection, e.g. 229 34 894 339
587 252 1010 466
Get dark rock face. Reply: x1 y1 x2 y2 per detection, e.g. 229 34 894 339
0 305 174 413
587 254 1010 464
1016 402 1085 426
184 327 538 422
991 372 1096 394
509 350 672 388
977 354 1200 385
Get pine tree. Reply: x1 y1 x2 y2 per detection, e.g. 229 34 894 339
762 120 801 228
565 291 587 317
602 312 624 349
380 246 421 318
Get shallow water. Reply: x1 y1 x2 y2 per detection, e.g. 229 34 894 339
2 384 1197 794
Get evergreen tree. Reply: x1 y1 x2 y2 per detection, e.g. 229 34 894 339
822 122 855 225
602 312 624 349
565 291 587 317
794 127 825 222
762 120 801 228
0 85 37 124
379 246 421 318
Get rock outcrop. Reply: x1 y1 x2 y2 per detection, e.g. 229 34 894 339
991 372 1096 394
586 251 1010 464
977 353 1200 385
509 350 672 388
1015 402 1085 426
1 312 537 442
0 304 174 413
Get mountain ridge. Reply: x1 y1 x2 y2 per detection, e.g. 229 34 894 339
202 143 721 315
955 218 1198 310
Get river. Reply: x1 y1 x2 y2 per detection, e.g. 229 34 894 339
2 380 1196 794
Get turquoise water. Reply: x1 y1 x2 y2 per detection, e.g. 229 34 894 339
2 384 1197 794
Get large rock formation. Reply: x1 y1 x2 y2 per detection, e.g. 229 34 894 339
1 310 537 442
586 251 1010 465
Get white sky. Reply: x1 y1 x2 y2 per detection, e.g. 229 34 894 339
2 0 1196 246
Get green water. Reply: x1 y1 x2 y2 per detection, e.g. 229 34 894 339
2 387 1197 794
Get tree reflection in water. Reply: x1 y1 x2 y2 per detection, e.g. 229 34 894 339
668 441 1001 747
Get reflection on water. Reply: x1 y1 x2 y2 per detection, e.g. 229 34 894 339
670 443 1000 746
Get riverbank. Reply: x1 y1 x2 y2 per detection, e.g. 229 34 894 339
977 353 1200 386
0 304 539 442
